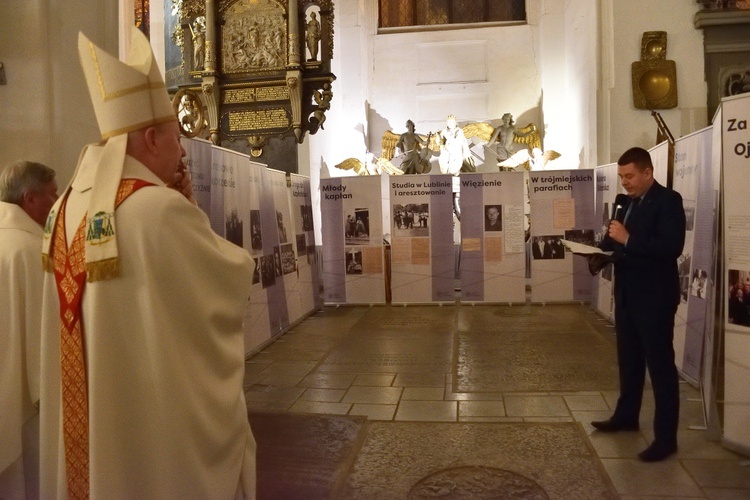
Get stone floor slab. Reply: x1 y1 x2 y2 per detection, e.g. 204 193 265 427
349 404 397 421
395 400 457 422
342 385 402 405
504 395 571 417
341 422 618 499
600 458 704 497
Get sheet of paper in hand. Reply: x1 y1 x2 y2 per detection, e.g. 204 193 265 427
560 239 613 256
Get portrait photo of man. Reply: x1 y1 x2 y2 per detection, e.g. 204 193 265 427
484 205 502 232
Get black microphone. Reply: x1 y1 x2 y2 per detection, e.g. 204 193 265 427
612 204 623 222
612 194 629 222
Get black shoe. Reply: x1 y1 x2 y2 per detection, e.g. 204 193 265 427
638 442 677 462
591 419 640 432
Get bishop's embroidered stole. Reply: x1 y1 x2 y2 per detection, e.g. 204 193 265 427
50 179 154 499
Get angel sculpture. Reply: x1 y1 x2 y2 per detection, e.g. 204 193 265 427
335 153 404 176
462 113 541 165
438 115 475 175
311 83 333 131
497 147 561 171
381 121 440 174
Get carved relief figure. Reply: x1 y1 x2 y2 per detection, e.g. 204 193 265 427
221 2 286 72
306 11 321 62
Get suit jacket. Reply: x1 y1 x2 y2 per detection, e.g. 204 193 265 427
532 239 553 259
600 182 685 312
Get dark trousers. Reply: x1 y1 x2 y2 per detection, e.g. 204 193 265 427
613 299 680 446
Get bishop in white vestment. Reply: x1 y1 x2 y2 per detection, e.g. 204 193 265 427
38 28 256 499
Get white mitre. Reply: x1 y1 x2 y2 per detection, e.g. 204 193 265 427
42 27 177 281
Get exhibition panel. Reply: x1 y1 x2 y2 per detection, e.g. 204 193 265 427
459 172 526 303
390 174 455 304
721 93 750 456
529 170 596 303
321 176 387 304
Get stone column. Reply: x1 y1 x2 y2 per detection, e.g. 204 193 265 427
288 0 301 67
287 1 303 141
202 0 220 144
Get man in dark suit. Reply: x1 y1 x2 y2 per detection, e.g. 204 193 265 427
532 236 552 259
590 147 685 462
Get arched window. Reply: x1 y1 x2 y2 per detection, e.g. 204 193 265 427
379 0 525 29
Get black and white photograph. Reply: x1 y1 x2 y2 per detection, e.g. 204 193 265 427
345 247 363 275
277 210 288 244
225 208 243 248
728 269 750 327
307 245 316 265
678 253 692 303
260 254 276 288
345 208 370 244
296 233 307 255
250 209 262 250
300 204 314 231
690 268 708 299
252 257 260 285
683 200 696 232
484 204 502 232
393 203 429 237
596 202 610 244
531 235 565 260
273 246 283 277
280 243 296 275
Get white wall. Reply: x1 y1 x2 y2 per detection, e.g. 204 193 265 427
562 0 599 170
606 0 706 162
368 22 542 162
1 1 708 183
0 0 118 187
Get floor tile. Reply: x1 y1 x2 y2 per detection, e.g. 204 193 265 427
342 386 403 405
458 400 506 418
300 388 346 402
401 387 445 401
600 458 704 497
504 395 570 417
245 385 305 405
257 360 318 376
298 373 357 390
288 400 352 415
258 373 307 387
458 416 524 423
681 459 750 489
588 431 649 458
444 388 505 401
675 430 745 460
353 374 396 386
244 359 274 374
349 404 397 421
563 394 610 411
393 372 446 387
246 400 294 412
395 400 457 422
522 416 574 423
